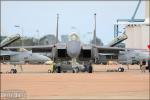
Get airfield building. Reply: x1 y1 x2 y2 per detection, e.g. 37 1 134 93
124 1 149 50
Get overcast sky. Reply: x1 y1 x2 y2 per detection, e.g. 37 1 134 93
1 1 145 44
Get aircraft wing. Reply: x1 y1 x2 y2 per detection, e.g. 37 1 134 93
0 50 18 56
98 53 117 56
93 45 125 54
3 45 54 53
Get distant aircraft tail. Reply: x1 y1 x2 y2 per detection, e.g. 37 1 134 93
55 14 59 44
93 13 97 45
106 32 128 47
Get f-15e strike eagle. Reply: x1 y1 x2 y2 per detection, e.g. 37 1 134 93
4 14 126 73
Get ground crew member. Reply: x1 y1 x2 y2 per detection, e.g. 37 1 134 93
148 59 150 72
141 59 146 73
48 60 55 73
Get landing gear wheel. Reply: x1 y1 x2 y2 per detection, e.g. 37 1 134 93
87 66 93 73
82 65 88 72
118 67 122 72
118 67 124 72
72 67 79 73
121 68 124 72
10 69 17 74
56 66 61 73
48 69 52 73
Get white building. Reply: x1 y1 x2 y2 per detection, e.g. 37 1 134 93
125 23 149 49
124 1 150 50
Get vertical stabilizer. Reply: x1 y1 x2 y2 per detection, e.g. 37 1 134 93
106 32 128 47
93 13 97 45
0 34 20 48
56 14 59 44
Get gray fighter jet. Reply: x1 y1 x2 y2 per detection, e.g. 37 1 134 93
4 14 126 73
0 34 50 73
103 26 149 65
98 36 149 65
118 49 149 65
0 49 50 64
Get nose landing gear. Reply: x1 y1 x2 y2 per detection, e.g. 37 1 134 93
87 65 93 73
118 67 124 72
10 69 17 74
72 67 80 73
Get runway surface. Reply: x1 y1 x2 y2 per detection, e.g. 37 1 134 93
0 64 149 99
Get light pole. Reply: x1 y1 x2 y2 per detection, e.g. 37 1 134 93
14 25 24 46
36 29 40 45
93 13 96 45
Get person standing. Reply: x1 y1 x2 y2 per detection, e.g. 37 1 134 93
141 59 146 73
148 59 150 72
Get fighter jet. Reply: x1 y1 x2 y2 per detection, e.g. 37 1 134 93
104 36 149 65
118 49 149 65
1 49 50 73
0 48 50 64
4 14 126 73
0 34 50 73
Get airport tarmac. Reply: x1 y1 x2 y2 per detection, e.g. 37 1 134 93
0 64 149 99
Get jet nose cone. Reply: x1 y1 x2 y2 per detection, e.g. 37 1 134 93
67 41 81 58
39 55 50 62
43 56 50 61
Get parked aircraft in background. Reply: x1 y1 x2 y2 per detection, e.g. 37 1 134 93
118 49 149 65
1 48 50 64
0 34 50 73
97 32 149 65
1 48 50 73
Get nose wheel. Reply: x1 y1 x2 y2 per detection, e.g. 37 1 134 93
87 65 93 73
72 67 79 73
118 67 124 72
55 66 61 73
10 69 17 74
48 69 52 73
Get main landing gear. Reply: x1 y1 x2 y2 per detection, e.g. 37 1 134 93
83 65 93 73
55 66 62 73
72 67 80 73
72 65 93 73
118 67 124 72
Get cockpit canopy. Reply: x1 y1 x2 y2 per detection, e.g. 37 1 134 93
69 32 80 41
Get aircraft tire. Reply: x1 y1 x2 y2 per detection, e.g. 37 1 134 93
11 69 17 74
56 66 61 73
14 69 17 73
83 65 88 72
88 66 93 73
48 69 52 73
118 67 123 72
73 67 79 73
72 70 75 73
121 68 124 72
